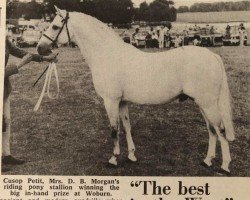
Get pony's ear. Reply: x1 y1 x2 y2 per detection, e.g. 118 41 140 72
54 5 61 14
54 6 66 17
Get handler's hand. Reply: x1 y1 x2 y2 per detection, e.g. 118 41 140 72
17 54 33 69
43 53 59 63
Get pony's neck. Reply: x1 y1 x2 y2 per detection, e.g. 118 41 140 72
69 12 134 69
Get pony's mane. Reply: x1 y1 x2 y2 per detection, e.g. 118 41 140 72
70 11 124 46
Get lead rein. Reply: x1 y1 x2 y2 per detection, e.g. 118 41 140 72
33 62 60 112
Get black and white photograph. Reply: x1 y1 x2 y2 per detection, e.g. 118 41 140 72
1 0 249 178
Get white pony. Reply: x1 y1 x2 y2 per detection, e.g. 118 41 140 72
37 7 235 175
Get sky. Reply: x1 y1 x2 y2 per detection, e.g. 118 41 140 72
132 0 246 8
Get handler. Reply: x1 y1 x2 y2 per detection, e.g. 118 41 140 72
2 36 57 172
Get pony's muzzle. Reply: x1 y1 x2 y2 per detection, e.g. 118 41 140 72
37 42 53 56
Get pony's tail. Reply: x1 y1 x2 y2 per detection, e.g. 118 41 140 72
217 55 235 141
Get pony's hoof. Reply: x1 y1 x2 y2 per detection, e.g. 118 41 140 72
108 156 118 166
216 168 231 176
106 162 118 168
200 161 212 169
128 154 137 162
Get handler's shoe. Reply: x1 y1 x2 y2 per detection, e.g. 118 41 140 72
2 155 25 165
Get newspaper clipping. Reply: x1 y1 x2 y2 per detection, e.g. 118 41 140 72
0 0 249 199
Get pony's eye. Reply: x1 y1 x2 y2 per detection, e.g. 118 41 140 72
52 25 60 30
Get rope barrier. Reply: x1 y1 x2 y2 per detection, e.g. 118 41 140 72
34 62 59 112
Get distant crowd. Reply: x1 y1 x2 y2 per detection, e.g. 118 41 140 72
133 26 173 48
120 23 248 48
7 17 248 49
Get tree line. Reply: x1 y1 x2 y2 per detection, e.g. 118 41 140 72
178 1 250 13
135 0 176 22
7 0 43 20
7 0 177 24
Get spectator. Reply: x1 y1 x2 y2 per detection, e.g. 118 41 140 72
146 27 154 48
239 23 245 30
120 28 131 44
174 34 182 48
158 26 165 49
194 24 199 31
148 27 155 36
183 30 189 46
151 32 159 48
165 30 171 48
210 26 215 34
238 23 246 47
163 25 169 47
193 35 201 46
131 28 139 46
239 28 245 47
226 25 231 37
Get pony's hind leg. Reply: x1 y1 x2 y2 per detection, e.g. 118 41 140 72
200 109 218 167
202 104 232 174
214 127 231 175
119 101 137 162
104 98 121 166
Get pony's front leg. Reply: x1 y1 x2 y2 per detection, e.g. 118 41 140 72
119 101 137 162
104 98 121 166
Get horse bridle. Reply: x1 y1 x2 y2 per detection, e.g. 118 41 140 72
43 12 71 46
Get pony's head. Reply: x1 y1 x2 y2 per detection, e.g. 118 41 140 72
37 6 73 55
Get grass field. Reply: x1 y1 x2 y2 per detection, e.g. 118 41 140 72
176 11 250 23
4 46 249 176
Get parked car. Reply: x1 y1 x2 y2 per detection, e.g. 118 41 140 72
131 31 148 48
198 27 213 46
120 30 131 44
223 25 248 46
123 35 131 44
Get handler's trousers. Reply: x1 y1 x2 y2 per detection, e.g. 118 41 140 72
240 37 244 46
159 37 164 49
2 97 11 156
